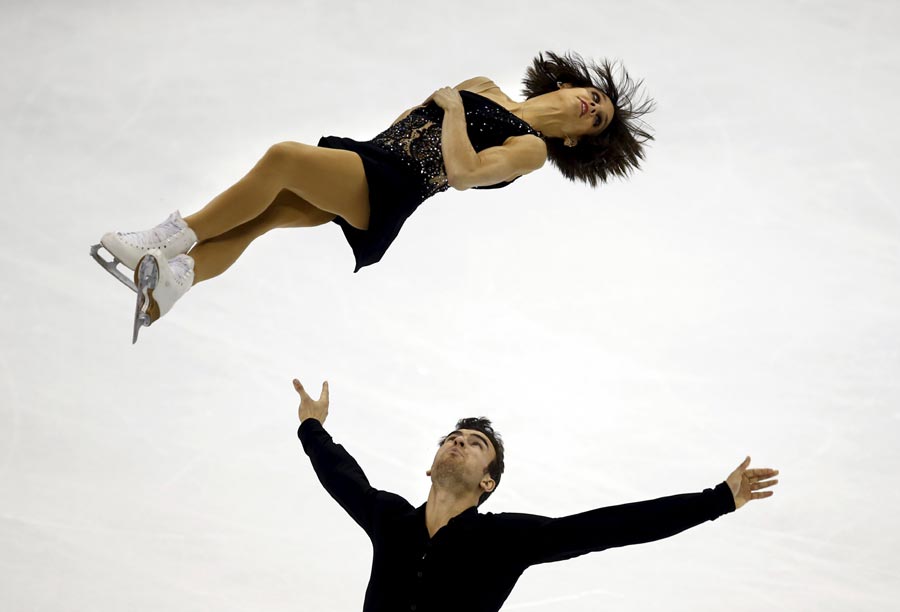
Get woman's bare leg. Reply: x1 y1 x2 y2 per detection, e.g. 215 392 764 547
189 189 335 283
183 142 370 241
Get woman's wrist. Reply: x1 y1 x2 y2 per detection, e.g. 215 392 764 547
440 96 465 113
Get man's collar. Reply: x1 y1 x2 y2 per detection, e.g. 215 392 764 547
415 502 480 523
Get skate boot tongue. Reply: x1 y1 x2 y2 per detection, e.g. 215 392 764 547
96 210 198 272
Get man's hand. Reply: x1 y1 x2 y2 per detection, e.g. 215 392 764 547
294 379 329 424
726 456 779 509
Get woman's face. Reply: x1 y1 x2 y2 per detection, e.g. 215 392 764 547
557 83 615 139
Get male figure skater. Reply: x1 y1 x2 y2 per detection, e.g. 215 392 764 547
293 379 778 612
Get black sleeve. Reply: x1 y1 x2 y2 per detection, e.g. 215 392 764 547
499 482 736 566
298 419 383 537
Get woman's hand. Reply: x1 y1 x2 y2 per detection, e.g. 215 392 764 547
726 456 779 509
428 86 464 112
293 378 329 424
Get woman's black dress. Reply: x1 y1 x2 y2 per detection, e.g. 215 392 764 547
318 90 541 271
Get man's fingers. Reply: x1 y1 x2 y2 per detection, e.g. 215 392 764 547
293 378 311 400
747 468 779 479
293 378 330 404
735 456 751 472
751 479 778 491
751 490 774 500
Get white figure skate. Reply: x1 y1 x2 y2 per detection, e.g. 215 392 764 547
132 250 195 344
91 211 197 293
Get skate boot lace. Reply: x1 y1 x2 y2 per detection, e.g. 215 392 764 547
120 213 187 247
168 254 195 281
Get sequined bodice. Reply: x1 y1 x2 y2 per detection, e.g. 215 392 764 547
371 90 540 199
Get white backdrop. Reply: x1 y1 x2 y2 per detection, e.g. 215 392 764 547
2 0 899 610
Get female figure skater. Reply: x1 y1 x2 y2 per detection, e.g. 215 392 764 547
91 52 654 342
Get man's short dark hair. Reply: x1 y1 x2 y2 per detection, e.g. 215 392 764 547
522 50 656 186
439 417 505 506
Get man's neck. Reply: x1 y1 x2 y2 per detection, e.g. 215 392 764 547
424 485 479 538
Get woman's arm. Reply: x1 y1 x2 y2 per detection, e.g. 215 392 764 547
431 87 546 190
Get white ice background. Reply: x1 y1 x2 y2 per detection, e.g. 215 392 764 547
2 0 899 610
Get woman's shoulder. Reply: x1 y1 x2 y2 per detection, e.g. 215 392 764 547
454 76 517 107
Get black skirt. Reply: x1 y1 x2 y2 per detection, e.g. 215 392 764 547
318 135 428 272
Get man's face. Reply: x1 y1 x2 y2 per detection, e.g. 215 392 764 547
428 429 497 495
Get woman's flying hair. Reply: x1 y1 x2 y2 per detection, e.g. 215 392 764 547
522 51 655 186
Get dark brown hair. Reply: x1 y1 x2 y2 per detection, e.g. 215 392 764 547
439 417 505 506
522 51 655 186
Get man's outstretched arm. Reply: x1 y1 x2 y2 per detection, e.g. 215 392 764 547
294 379 380 536
512 457 779 566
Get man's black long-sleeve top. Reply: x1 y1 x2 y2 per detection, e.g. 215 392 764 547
298 419 735 612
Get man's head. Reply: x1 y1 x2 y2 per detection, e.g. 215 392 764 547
428 417 505 506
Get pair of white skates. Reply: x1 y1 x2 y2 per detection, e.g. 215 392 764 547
90 212 197 343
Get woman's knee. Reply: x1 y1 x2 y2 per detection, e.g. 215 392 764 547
259 141 309 172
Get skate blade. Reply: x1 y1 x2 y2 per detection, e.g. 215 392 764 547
132 255 159 344
90 244 137 293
